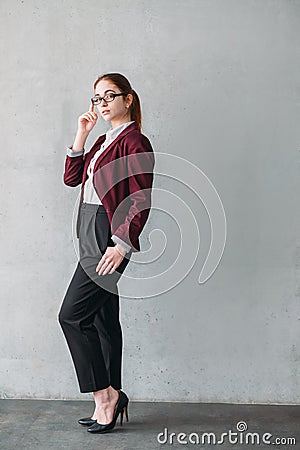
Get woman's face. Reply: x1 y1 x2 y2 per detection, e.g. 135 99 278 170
94 79 132 125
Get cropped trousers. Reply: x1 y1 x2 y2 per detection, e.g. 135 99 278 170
58 202 132 393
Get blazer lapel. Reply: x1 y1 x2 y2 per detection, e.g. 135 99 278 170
93 121 139 171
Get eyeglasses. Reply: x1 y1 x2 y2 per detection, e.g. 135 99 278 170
90 92 130 105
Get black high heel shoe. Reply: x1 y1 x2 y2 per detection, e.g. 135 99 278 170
78 417 97 426
87 390 129 434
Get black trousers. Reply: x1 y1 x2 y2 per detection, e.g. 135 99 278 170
58 203 132 393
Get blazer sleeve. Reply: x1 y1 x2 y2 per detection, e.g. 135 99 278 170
63 151 85 187
112 135 155 251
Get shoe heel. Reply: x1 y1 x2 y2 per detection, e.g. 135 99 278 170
120 405 129 426
124 405 129 422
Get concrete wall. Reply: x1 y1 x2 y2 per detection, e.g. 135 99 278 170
1 0 299 403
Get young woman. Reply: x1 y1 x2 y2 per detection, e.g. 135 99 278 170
58 73 155 434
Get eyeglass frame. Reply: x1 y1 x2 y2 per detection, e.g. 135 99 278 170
90 91 132 106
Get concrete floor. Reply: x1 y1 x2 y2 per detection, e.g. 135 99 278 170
0 400 299 449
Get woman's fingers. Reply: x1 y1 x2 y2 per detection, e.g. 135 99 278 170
102 261 116 275
77 108 98 134
98 261 112 276
96 249 124 275
81 112 97 122
88 103 98 119
98 259 115 276
108 265 117 275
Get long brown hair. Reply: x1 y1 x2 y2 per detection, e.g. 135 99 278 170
93 73 142 133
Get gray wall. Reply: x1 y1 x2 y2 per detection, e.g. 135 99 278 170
1 0 299 403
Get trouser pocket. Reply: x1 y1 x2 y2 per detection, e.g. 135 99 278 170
94 209 112 255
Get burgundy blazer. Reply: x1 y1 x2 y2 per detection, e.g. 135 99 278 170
63 121 155 253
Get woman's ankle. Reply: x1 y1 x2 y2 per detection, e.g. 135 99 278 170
93 386 118 404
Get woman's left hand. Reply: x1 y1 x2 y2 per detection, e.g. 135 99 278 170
96 244 126 276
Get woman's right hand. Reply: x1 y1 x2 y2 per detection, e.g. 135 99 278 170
77 103 98 135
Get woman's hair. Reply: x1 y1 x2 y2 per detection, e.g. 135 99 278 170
93 73 142 133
